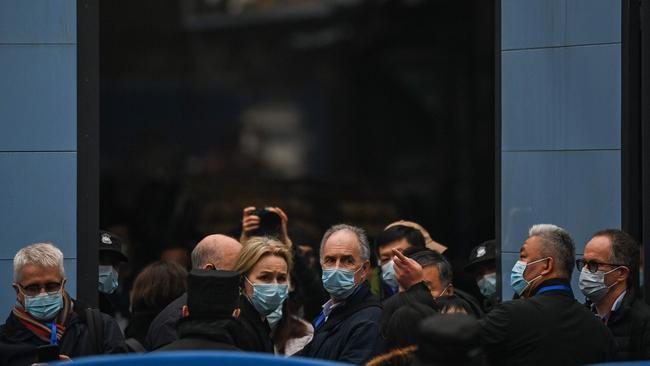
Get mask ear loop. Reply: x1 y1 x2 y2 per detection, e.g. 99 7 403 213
523 257 551 297
603 266 626 289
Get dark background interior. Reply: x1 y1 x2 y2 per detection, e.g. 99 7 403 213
99 0 495 282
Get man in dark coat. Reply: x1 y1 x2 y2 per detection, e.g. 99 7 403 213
0 243 126 366
578 229 650 360
155 269 246 352
299 224 383 364
480 224 615 365
145 234 242 350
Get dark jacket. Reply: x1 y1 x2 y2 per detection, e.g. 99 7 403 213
299 282 383 365
0 304 127 366
602 288 650 360
238 295 274 353
480 278 615 366
124 309 160 348
454 288 485 318
155 317 242 352
144 292 186 350
380 282 438 337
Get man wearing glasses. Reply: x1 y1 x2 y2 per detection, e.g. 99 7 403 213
479 224 614 365
0 243 126 366
578 229 650 360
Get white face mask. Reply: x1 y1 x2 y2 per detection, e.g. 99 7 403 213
578 266 621 303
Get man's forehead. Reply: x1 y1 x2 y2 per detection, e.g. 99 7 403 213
521 236 542 253
584 235 612 258
379 239 411 252
20 264 63 282
323 230 360 254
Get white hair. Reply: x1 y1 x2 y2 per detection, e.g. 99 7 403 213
13 243 65 283
528 224 575 276
320 224 370 261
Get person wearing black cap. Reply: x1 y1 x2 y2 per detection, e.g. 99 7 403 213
412 314 487 366
98 231 129 316
155 269 245 351
464 240 498 312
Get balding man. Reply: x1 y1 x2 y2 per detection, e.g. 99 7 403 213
299 224 383 364
144 235 242 350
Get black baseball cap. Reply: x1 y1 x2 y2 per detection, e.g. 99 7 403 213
98 230 128 262
464 240 495 273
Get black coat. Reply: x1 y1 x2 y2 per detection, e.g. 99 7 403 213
237 295 274 353
380 282 438 337
603 288 650 360
124 309 160 348
299 282 383 365
480 278 615 366
155 317 242 352
144 293 186 350
0 305 127 366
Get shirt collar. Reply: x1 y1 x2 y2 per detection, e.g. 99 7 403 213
611 290 626 312
591 290 627 321
322 299 345 319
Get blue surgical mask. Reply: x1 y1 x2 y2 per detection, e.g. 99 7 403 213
322 266 362 300
510 258 548 296
578 267 620 303
477 273 497 297
381 260 399 290
246 277 289 317
266 306 283 330
24 292 63 321
98 265 119 294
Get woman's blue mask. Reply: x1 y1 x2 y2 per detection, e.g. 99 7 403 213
322 266 362 300
24 292 63 321
246 277 289 317
98 265 119 294
266 306 283 330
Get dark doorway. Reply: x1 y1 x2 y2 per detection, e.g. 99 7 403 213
99 1 496 288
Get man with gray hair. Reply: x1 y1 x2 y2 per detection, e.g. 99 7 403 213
299 224 383 364
479 224 615 365
0 243 126 365
144 234 242 350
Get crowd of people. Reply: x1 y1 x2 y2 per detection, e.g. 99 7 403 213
1 207 650 366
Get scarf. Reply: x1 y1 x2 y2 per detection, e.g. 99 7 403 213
12 291 73 344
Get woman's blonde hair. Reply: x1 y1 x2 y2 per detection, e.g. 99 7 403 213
233 236 293 275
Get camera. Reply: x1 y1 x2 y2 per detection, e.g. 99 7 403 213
249 207 282 238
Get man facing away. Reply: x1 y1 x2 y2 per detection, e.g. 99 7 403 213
155 269 245 352
479 224 615 365
578 228 650 360
144 234 242 350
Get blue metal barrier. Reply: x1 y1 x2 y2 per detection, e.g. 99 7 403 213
52 351 351 366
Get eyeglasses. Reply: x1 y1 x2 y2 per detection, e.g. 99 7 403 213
575 259 626 273
17 282 63 297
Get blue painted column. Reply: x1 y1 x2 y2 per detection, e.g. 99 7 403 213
0 0 77 314
500 0 622 300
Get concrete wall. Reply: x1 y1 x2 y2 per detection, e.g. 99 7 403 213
500 0 622 300
0 0 77 314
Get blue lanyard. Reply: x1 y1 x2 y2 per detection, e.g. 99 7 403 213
536 284 572 295
49 322 57 345
313 313 327 331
